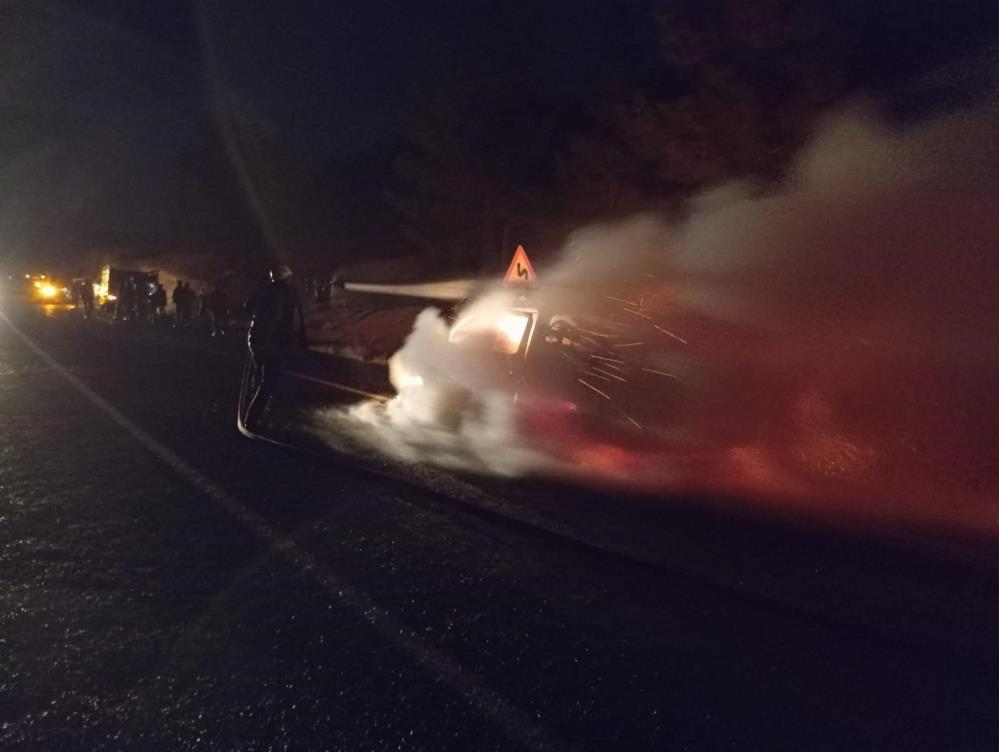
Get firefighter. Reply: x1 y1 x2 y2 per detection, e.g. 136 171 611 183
243 265 307 431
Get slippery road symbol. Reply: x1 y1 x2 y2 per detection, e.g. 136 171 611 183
504 245 537 283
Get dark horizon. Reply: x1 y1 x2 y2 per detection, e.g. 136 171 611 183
2 0 998 275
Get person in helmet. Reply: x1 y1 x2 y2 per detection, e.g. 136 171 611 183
243 264 307 431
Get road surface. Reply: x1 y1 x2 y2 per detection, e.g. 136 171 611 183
1 301 997 751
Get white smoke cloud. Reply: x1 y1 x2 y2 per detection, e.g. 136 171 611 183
330 294 555 476
318 99 999 536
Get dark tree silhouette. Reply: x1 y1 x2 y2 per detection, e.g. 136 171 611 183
387 84 555 273
558 0 854 220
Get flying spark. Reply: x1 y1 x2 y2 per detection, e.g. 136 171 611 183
641 368 678 379
592 367 627 382
578 379 611 399
653 325 689 345
605 295 640 307
624 309 653 320
575 326 614 338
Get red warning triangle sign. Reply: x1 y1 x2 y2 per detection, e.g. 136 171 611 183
504 245 536 283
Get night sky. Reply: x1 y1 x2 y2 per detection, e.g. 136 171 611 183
1 0 997 271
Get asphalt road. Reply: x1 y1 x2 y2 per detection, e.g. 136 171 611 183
1 301 997 751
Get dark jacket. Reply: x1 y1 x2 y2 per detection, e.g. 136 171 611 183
245 280 306 352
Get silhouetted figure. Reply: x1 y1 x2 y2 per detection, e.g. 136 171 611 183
172 281 196 326
136 281 152 323
172 280 184 326
80 279 94 318
243 265 306 430
181 283 197 326
117 277 137 321
151 283 167 321
315 277 332 303
206 286 229 337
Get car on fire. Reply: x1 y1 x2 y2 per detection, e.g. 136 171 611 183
440 285 689 452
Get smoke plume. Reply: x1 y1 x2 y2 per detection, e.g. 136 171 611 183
320 100 999 537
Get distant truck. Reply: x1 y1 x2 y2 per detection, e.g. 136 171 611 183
98 265 158 309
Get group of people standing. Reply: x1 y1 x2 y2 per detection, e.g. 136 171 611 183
112 277 169 324
108 277 229 337
169 279 231 336
81 265 310 433
170 280 197 327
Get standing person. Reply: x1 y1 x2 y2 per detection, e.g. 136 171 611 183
316 277 332 303
127 278 139 320
136 280 152 323
151 283 167 321
243 265 307 431
206 285 229 337
80 279 95 318
180 282 196 326
172 280 184 326
116 277 136 321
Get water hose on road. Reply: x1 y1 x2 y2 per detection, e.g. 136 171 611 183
236 351 255 437
343 279 478 301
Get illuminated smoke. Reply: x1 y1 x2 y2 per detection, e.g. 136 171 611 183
319 99 999 536
337 291 555 476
